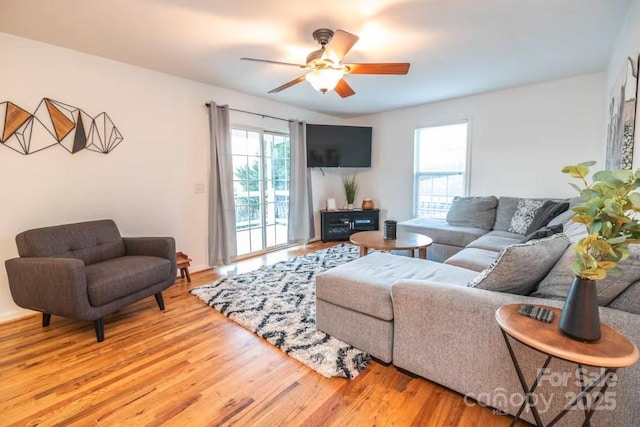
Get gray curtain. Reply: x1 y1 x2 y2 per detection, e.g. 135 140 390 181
288 120 315 243
208 103 237 265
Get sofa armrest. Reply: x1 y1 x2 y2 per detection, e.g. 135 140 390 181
391 280 640 425
4 257 92 318
123 237 176 267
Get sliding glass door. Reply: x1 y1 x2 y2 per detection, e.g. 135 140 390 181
231 128 290 256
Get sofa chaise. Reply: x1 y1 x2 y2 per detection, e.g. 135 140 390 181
316 196 640 426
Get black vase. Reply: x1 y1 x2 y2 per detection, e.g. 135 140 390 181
558 276 601 342
383 220 397 240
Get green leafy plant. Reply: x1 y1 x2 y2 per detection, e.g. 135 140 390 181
343 173 359 205
562 161 640 280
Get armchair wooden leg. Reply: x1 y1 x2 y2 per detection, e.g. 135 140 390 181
42 313 51 327
154 292 165 311
94 318 105 342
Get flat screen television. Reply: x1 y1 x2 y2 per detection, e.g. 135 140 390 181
306 124 372 168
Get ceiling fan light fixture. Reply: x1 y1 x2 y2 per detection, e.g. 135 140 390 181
305 68 344 93
245 28 409 97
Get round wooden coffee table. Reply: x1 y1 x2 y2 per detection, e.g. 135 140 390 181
349 230 433 259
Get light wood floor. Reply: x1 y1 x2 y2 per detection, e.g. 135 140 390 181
0 242 525 426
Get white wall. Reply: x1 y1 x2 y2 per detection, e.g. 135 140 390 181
606 0 640 169
0 28 617 322
0 33 341 321
346 73 606 222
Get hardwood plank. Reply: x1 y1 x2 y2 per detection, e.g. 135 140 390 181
0 241 524 426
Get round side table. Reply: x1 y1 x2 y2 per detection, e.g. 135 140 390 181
496 304 638 426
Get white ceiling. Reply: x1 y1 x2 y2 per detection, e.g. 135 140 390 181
0 0 631 118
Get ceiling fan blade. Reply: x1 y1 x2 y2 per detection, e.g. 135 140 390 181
241 57 306 68
344 63 411 75
334 79 355 98
323 30 359 63
268 76 306 93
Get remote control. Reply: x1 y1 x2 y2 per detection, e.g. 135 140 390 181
518 304 555 323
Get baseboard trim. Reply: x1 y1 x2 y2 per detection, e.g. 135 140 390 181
0 307 37 324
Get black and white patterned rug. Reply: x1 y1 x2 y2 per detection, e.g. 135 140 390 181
189 243 371 379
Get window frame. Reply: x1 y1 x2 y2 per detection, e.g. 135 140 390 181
412 118 472 219
231 125 290 256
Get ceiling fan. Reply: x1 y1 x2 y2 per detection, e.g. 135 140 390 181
241 28 410 98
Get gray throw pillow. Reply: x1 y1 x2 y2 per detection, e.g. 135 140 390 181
467 233 570 295
547 209 576 227
493 197 521 231
521 224 563 243
525 201 570 234
532 244 640 306
446 196 498 230
508 199 545 234
546 197 586 228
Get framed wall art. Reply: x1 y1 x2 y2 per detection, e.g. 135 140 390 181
605 55 639 170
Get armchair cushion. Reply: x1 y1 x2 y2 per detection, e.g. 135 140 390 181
123 237 175 260
86 256 172 306
15 220 125 265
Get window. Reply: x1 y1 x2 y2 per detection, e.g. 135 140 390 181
231 128 290 256
413 121 469 219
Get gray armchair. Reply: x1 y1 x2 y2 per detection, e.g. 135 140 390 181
5 220 176 342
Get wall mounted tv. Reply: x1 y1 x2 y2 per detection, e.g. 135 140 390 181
306 124 372 168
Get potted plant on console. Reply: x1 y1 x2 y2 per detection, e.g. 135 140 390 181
343 173 359 210
560 161 640 341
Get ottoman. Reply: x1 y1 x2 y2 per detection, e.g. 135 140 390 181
315 252 477 363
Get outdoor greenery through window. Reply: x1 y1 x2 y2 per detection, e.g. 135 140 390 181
232 128 290 256
413 121 468 219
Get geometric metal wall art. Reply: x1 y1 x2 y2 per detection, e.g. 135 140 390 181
0 98 123 155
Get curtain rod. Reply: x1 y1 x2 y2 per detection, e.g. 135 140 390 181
205 103 292 123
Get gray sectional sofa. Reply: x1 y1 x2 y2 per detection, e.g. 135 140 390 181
399 196 575 265
315 196 640 426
